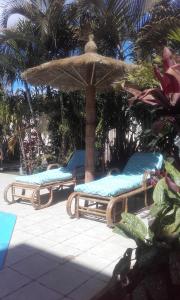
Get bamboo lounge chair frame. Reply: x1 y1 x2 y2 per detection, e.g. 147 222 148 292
4 150 85 209
66 152 163 227
66 172 152 227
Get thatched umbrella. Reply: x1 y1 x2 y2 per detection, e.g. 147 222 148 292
22 35 133 182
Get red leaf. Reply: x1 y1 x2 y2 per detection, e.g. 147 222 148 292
154 66 166 90
163 47 176 72
168 93 180 106
124 47 180 110
124 86 142 98
165 64 180 94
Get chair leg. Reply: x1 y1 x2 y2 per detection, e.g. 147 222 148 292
66 192 78 218
112 204 116 223
144 190 148 207
124 197 128 213
12 185 15 203
31 188 41 209
106 199 116 227
4 183 16 204
75 195 80 218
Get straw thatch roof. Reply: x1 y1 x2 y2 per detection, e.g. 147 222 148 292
22 35 134 92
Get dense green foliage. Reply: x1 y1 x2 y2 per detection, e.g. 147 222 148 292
136 0 180 58
0 0 179 172
112 162 180 299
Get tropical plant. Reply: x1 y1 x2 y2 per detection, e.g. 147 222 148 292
76 0 161 58
110 161 180 300
125 47 180 110
168 27 180 53
1 0 78 58
123 47 180 165
96 91 141 169
0 0 171 172
0 2 68 167
0 0 82 166
125 62 159 90
136 0 180 58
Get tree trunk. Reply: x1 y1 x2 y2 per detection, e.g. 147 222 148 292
85 84 96 182
24 80 34 116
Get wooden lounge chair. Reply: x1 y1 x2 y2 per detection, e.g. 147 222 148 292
66 152 163 226
4 150 85 209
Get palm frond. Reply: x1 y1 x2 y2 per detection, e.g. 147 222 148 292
0 28 34 44
168 27 180 43
136 0 180 48
76 0 162 53
1 0 45 28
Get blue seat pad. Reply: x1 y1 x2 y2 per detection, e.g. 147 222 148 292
123 152 163 175
75 174 143 197
75 152 163 197
15 149 86 185
16 168 73 185
66 150 85 171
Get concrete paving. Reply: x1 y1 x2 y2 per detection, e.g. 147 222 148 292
0 172 137 300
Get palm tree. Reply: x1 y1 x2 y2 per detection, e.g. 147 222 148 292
0 0 79 164
0 0 79 125
0 0 167 173
76 0 162 58
136 0 180 58
1 0 78 59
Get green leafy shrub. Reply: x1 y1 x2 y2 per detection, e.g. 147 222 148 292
111 162 180 300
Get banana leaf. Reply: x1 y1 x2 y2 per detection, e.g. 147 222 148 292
151 178 170 217
114 213 148 244
165 161 180 186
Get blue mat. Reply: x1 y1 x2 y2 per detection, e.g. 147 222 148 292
0 211 16 269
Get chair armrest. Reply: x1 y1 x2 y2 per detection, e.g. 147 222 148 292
142 170 159 187
143 170 150 181
107 168 120 175
47 163 60 170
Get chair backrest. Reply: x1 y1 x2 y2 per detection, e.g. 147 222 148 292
123 152 163 175
66 150 85 171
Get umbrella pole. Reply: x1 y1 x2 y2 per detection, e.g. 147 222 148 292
85 84 96 182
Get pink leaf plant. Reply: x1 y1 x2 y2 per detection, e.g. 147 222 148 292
125 47 180 112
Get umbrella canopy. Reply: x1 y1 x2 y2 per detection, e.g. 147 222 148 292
22 35 133 182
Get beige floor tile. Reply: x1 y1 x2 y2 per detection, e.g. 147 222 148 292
62 219 98 233
38 264 91 295
68 276 107 300
88 241 129 260
5 244 38 266
11 253 60 279
0 267 31 298
0 172 141 300
61 234 101 251
24 236 59 251
9 230 36 247
38 243 82 263
85 226 114 240
72 253 111 275
45 228 79 243
3 281 63 300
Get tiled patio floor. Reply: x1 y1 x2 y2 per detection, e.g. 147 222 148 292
0 172 137 300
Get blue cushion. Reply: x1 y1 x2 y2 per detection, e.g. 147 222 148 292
15 149 85 185
75 152 163 197
16 168 72 185
123 152 163 175
75 174 143 197
66 150 85 171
